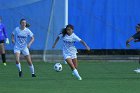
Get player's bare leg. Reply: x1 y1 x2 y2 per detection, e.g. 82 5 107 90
66 58 75 70
72 58 78 68
24 55 36 77
66 58 82 80
15 52 22 77
72 58 78 76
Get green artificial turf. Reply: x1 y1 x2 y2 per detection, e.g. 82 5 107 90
0 61 140 93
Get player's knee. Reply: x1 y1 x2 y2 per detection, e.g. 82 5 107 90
16 61 20 64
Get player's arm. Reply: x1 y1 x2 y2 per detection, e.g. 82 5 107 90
3 26 9 44
126 37 134 47
11 33 15 44
3 26 8 38
134 39 140 42
80 40 90 51
52 36 60 48
127 32 140 45
28 36 34 48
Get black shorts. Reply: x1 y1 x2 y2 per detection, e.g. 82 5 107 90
0 40 4 44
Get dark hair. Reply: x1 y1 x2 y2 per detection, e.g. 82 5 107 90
61 24 74 37
137 24 140 27
20 19 26 24
20 18 30 27
26 23 30 27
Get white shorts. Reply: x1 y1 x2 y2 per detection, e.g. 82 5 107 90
14 47 30 56
63 53 77 60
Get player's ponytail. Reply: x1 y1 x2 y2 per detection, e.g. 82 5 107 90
61 28 67 37
26 23 30 27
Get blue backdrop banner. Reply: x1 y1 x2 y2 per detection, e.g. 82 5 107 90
1 0 140 50
69 0 140 49
0 0 65 50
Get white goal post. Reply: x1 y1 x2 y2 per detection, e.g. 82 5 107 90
43 0 68 62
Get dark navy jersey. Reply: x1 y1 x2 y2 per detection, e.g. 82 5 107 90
132 32 140 39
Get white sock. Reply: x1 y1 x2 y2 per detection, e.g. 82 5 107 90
16 63 21 72
73 69 81 79
29 64 35 74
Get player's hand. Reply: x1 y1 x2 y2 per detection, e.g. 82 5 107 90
126 40 130 48
52 45 55 48
126 43 130 48
5 38 9 44
27 44 31 49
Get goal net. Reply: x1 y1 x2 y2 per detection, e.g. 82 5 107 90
43 0 68 62
0 0 68 62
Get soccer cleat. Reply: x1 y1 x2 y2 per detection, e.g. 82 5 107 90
78 77 82 80
134 69 140 73
32 74 36 77
3 63 6 66
19 71 23 77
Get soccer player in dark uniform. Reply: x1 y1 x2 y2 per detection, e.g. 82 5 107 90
0 16 9 66
126 24 140 73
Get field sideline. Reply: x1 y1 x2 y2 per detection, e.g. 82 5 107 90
0 61 140 93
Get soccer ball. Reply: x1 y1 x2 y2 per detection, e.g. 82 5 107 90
54 63 62 72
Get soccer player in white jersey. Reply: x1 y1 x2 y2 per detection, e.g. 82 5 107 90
52 24 90 80
11 19 36 77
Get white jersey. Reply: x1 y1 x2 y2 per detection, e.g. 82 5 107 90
12 27 33 50
59 33 81 55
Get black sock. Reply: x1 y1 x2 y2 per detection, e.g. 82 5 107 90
1 54 6 63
